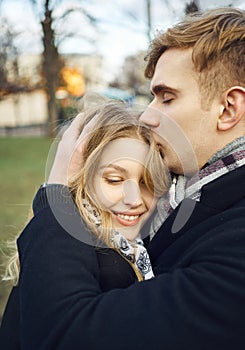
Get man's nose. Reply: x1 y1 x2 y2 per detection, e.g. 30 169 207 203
139 106 161 128
122 180 143 207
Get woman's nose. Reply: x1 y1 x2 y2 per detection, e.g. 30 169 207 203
122 180 143 207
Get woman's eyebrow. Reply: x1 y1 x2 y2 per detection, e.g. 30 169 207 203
99 164 127 174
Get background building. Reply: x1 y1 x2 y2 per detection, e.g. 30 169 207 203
0 53 105 129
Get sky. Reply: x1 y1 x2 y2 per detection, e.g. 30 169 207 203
1 0 245 81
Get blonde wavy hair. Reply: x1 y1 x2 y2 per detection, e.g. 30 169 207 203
144 7 245 104
3 99 170 284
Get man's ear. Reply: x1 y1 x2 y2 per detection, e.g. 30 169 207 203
217 86 245 131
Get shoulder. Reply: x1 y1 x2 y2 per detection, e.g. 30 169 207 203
96 249 136 291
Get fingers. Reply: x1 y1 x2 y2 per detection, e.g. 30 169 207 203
47 113 86 185
74 112 101 152
48 111 100 185
68 114 97 175
68 113 100 181
62 113 85 142
78 112 99 139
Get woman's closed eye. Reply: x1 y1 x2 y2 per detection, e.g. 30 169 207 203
104 176 124 184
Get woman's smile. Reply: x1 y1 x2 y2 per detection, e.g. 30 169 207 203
112 211 144 227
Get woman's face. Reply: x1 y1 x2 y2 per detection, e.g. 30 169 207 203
93 137 157 241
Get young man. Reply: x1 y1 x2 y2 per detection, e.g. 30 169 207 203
1 7 245 350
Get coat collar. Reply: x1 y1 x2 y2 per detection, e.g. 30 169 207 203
145 165 245 263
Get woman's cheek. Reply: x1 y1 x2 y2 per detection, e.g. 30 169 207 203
95 180 122 208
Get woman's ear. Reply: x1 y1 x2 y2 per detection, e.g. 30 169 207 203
217 86 245 131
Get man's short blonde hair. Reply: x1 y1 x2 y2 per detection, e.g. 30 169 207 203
145 8 245 104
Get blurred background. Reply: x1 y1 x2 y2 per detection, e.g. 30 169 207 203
1 0 245 322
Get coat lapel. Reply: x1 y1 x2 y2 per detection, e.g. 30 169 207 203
146 165 245 264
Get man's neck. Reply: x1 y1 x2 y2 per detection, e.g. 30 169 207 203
207 136 245 165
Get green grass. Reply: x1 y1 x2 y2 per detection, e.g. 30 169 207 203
0 137 52 320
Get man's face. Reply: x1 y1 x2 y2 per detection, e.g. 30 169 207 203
140 48 221 175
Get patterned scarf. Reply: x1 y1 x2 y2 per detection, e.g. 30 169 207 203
82 200 154 280
110 231 154 280
150 137 245 239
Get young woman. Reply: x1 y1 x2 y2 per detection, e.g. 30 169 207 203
67 99 170 285
0 99 170 349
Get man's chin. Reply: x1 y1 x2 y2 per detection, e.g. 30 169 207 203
164 155 200 176
166 163 188 177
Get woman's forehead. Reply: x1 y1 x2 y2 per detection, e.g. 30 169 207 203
99 138 149 166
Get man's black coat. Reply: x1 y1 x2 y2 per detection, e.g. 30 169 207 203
1 166 245 350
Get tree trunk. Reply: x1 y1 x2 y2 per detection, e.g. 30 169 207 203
185 0 200 14
41 0 63 137
146 0 152 42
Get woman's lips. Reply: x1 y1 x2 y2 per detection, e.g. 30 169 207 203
112 212 142 227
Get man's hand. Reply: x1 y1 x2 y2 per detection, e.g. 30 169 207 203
47 113 95 186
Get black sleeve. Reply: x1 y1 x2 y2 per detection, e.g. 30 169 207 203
0 286 20 350
17 187 245 350
96 249 136 291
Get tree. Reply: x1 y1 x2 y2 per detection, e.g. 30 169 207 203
185 0 200 14
109 50 151 101
0 21 24 98
146 0 152 42
39 0 64 137
0 22 11 97
29 0 97 137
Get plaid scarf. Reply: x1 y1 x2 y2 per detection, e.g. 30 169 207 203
150 137 245 239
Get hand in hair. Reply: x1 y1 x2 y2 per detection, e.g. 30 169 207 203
48 113 97 186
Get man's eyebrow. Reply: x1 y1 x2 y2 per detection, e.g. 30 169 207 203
151 84 178 96
99 164 127 174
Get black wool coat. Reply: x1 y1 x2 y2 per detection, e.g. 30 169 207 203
0 242 136 349
1 165 245 350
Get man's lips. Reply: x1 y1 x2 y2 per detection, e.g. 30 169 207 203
157 143 164 159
